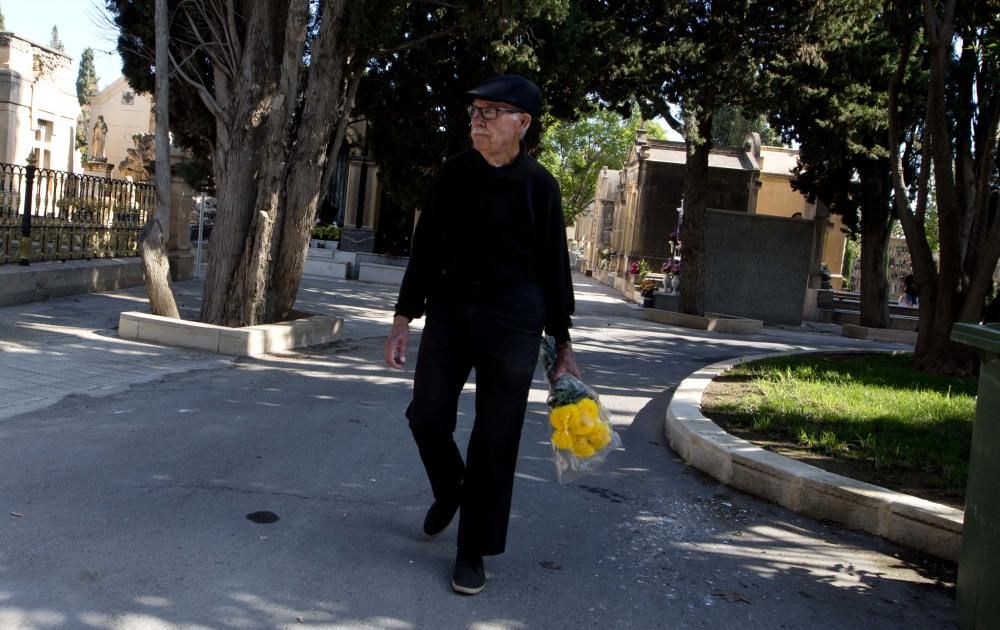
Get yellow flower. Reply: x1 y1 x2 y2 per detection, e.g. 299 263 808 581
550 405 577 430
552 430 573 450
588 424 611 448
578 398 599 419
572 437 596 458
574 414 597 435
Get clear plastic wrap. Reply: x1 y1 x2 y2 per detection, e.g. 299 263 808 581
540 337 622 483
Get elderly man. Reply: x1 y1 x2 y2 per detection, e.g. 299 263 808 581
384 75 580 595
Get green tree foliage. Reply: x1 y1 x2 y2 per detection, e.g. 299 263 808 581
886 0 1000 374
601 0 856 316
538 108 665 223
357 1 615 219
110 1 537 325
768 2 923 328
106 0 215 191
75 47 100 158
711 105 780 148
0 5 5 31
76 48 98 106
50 26 64 52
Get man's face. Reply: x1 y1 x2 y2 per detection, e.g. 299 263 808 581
469 99 529 157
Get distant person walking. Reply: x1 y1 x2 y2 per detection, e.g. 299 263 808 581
384 75 579 595
899 274 918 307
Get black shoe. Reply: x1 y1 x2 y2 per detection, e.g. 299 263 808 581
423 500 460 537
451 552 485 595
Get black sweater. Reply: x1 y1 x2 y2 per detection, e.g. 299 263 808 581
394 146 574 344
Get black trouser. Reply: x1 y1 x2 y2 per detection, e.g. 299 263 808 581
406 285 544 557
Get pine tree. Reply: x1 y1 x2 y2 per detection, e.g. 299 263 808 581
50 26 64 52
76 48 98 105
0 5 6 32
75 48 99 159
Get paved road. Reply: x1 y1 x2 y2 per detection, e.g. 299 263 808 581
0 274 956 629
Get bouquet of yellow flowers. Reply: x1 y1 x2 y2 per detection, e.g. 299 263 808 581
540 337 622 483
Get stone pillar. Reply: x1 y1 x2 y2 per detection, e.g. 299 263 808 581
344 160 363 228
807 199 831 290
361 165 379 229
166 173 194 281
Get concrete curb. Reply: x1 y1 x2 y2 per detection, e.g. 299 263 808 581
842 323 918 346
119 310 343 357
643 308 764 334
665 350 963 562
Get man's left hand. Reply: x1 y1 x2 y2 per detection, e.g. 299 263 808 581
551 342 581 381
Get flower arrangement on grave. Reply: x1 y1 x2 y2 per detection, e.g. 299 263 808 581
661 258 683 275
311 223 341 241
598 248 614 270
629 259 651 279
640 277 658 297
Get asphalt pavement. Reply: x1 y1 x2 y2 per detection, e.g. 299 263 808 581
0 273 956 629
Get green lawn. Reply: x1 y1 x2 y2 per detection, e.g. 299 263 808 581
701 352 977 502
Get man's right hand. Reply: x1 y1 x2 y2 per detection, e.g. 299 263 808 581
384 315 410 369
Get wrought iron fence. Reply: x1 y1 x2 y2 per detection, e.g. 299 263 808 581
0 157 155 265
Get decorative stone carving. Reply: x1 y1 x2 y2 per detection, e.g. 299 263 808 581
117 133 156 181
0 34 32 55
32 50 69 81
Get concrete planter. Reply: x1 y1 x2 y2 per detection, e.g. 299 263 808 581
118 310 343 357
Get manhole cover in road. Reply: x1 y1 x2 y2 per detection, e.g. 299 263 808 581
246 511 280 524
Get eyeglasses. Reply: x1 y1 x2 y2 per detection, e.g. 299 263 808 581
467 104 524 120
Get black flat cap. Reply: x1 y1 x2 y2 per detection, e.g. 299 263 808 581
466 75 542 117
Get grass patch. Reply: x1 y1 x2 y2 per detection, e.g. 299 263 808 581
701 352 976 503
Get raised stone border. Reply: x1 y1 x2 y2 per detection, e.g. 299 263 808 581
842 323 918 346
118 310 343 357
358 262 405 286
0 258 145 307
643 308 764 334
665 350 963 562
303 252 350 279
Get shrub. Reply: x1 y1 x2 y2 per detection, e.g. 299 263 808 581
311 224 341 241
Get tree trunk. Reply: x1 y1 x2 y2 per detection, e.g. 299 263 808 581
139 219 180 319
270 0 352 322
199 2 303 326
201 133 266 325
679 114 713 317
857 164 892 329
196 0 358 328
139 0 179 320
226 1 311 326
857 209 891 329
884 0 1000 375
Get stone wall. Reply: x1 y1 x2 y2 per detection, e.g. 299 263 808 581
703 209 814 325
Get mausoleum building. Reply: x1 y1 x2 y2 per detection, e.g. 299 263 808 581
0 33 79 171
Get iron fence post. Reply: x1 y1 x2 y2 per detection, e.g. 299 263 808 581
18 152 37 266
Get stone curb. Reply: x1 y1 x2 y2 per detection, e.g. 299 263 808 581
665 349 963 563
642 308 764 334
